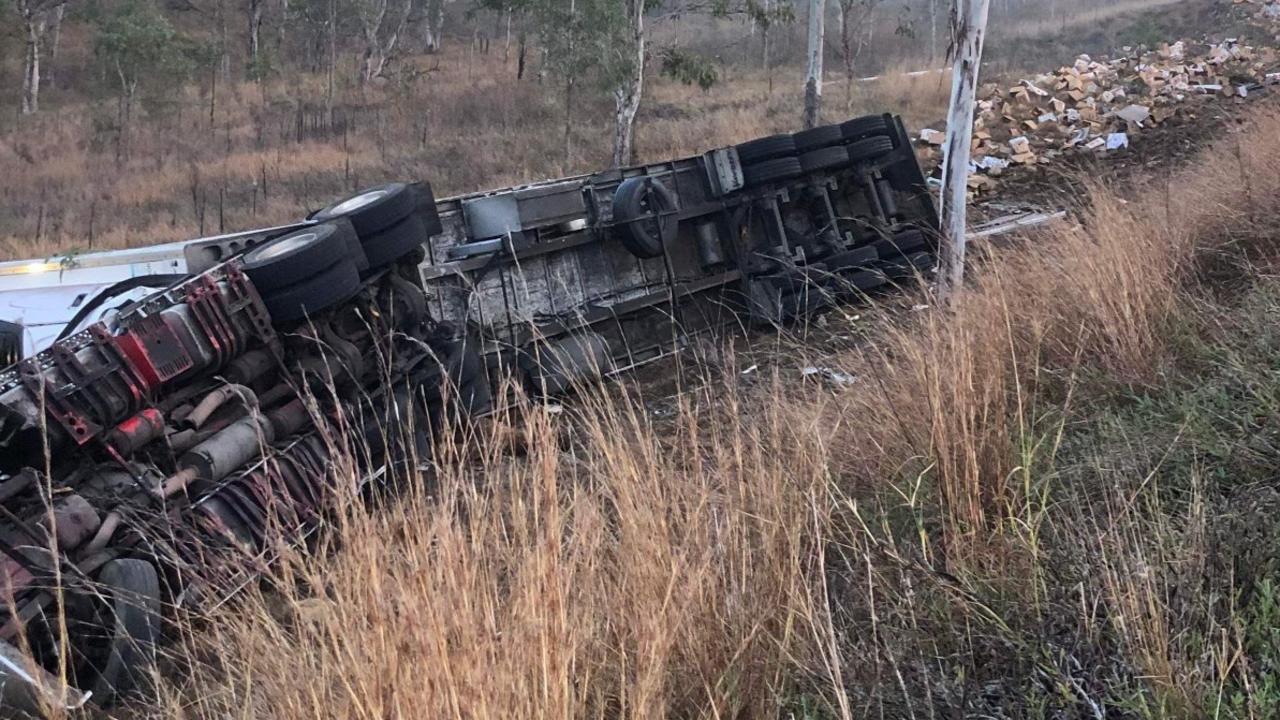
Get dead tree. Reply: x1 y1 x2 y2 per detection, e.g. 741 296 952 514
938 0 991 300
802 0 825 129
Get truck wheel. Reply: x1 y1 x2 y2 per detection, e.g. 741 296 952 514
311 183 419 237
260 260 362 325
793 124 844 152
241 223 354 293
612 177 678 259
840 115 891 143
742 157 803 186
799 146 851 172
361 213 428 269
83 559 161 706
735 134 797 164
847 136 895 163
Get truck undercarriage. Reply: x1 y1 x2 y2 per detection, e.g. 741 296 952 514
0 113 938 713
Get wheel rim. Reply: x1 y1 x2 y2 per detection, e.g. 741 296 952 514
328 190 388 215
247 231 317 263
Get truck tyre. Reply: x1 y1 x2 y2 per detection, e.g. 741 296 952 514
260 259 362 325
311 183 419 237
735 134 797 164
612 177 678 259
241 223 354 293
841 115 891 143
799 146 851 173
361 213 427 269
83 559 161 706
792 124 845 152
742 157 803 186
847 136 895 163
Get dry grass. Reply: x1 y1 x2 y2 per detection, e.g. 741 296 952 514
149 379 846 719
130 103 1280 719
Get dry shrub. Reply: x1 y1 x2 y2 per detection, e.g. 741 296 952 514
153 378 846 719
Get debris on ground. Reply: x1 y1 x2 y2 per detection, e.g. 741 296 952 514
918 30 1280 196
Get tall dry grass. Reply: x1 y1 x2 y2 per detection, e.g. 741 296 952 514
150 377 849 719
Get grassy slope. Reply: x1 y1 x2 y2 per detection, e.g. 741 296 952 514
136 101 1280 719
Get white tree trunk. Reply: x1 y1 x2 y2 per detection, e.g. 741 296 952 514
45 2 64 90
938 0 991 300
360 0 411 81
249 0 264 73
19 0 46 115
802 0 825 129
424 0 446 53
611 0 645 167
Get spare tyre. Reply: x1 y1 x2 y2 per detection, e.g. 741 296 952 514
793 124 844 152
742 157 803 186
260 259 362 325
311 183 419 237
241 223 354 293
612 177 678 259
735 134 797 164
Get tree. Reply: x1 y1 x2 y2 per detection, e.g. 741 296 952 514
836 0 877 110
94 0 193 156
248 0 265 76
610 0 644 165
937 0 991 300
801 0 824 128
356 0 413 81
745 0 793 92
422 0 446 52
529 0 628 162
16 0 62 114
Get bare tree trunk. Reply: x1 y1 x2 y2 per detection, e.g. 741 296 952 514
45 2 64 90
839 0 852 111
327 0 337 115
19 0 46 115
611 0 645 167
423 0 445 53
517 31 527 79
929 0 939 61
563 0 576 163
802 0 825 129
277 0 289 54
249 0 265 76
938 0 991 301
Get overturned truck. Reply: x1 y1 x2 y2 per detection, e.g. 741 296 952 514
0 114 936 712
